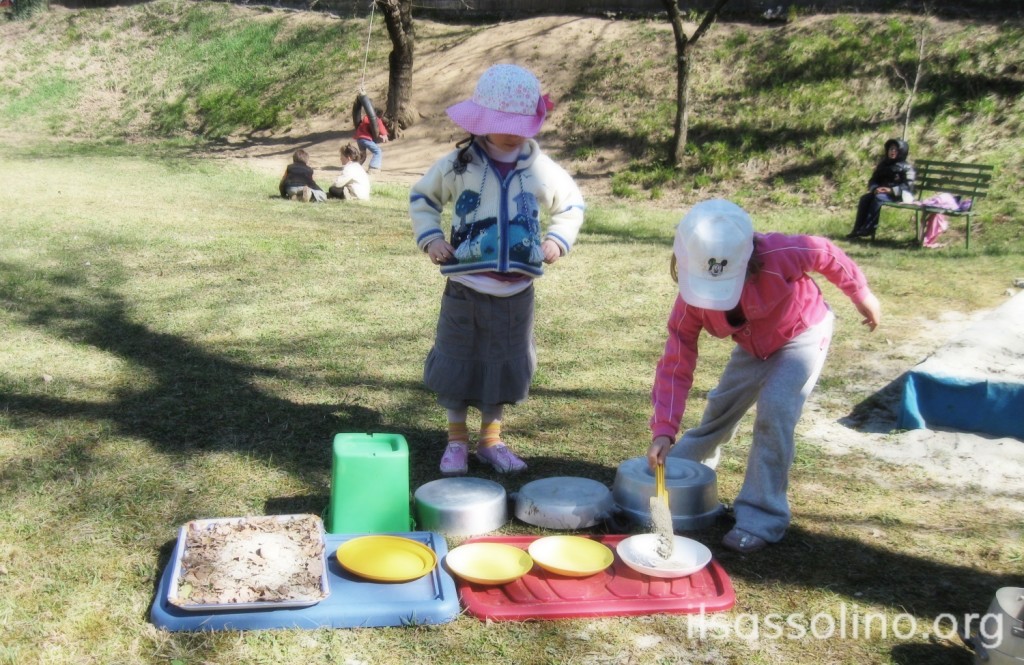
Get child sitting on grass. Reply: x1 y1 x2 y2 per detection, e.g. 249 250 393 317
328 143 371 201
279 148 326 202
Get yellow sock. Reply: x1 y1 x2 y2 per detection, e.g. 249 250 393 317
448 421 468 445
479 422 502 448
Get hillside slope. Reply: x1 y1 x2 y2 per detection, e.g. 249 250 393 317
214 14 646 189
2 2 1023 218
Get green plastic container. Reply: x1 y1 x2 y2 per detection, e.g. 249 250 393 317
326 432 410 534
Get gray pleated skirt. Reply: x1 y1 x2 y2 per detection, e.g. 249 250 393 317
424 280 537 410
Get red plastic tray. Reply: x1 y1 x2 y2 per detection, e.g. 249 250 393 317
451 534 735 621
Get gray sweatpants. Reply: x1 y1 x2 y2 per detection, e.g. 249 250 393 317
668 311 834 543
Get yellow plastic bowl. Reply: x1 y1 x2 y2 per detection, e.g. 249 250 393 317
445 542 534 585
527 536 614 577
335 535 438 583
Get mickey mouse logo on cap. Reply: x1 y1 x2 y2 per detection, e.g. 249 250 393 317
707 258 729 276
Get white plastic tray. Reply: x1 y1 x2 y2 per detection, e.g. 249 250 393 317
167 514 330 611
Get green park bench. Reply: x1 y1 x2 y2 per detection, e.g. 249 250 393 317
877 159 994 248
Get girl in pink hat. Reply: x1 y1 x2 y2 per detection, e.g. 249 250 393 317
410 64 585 475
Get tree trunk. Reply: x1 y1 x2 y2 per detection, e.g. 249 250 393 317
901 25 927 141
375 0 417 136
662 0 688 167
676 43 692 167
661 0 731 169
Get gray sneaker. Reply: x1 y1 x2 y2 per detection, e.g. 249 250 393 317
722 528 768 553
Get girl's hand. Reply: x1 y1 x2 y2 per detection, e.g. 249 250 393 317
856 292 882 331
426 239 456 265
541 239 561 264
646 435 674 469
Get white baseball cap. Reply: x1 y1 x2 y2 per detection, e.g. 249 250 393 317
673 199 754 310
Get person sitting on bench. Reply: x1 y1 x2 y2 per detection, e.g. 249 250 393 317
847 138 916 238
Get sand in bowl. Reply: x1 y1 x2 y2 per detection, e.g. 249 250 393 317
649 495 675 559
617 532 712 578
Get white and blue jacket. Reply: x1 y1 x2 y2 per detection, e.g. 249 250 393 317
410 139 585 277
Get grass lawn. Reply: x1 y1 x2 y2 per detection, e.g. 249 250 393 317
2 2 1024 663
0 143 1021 665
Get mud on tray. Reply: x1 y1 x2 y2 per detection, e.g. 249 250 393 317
167 514 330 611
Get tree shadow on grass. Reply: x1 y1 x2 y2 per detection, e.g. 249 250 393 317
890 641 976 665
0 257 674 511
0 262 445 493
1 263 1012 657
199 129 353 163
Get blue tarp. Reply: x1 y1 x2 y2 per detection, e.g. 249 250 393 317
898 371 1024 439
897 291 1024 441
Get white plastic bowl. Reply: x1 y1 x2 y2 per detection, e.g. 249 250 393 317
616 534 712 579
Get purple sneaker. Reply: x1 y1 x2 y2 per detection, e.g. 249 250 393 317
475 444 527 474
439 442 468 476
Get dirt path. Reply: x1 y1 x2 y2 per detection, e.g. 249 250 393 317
207 15 648 199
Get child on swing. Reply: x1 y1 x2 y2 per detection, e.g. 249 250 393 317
409 64 586 475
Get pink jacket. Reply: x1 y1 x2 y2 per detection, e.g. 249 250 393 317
650 232 873 440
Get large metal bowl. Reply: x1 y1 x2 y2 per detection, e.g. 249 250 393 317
513 476 614 529
612 456 724 531
413 477 508 537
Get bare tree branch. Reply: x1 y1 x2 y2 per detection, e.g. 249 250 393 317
691 0 731 44
902 26 927 140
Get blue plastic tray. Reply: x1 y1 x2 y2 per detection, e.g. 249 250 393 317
150 531 459 631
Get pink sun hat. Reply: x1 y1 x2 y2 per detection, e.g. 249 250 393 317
446 64 553 138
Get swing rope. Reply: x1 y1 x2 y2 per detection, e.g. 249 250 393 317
358 1 376 95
